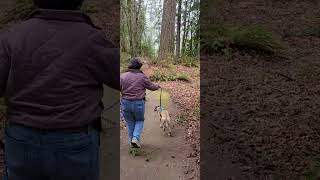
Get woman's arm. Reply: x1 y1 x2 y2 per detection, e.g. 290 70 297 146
88 31 120 91
143 75 160 91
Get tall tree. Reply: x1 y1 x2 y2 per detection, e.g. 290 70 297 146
189 25 193 53
125 0 145 58
181 0 189 56
127 0 137 57
175 0 182 59
158 0 176 60
120 0 129 52
135 0 144 55
194 0 200 56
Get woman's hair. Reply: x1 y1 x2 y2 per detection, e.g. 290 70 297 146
33 0 85 10
128 57 143 70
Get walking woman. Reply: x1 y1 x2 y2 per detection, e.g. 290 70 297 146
120 58 160 148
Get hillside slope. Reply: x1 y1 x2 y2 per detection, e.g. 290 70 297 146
202 1 320 179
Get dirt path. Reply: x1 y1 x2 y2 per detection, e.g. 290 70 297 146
120 90 190 180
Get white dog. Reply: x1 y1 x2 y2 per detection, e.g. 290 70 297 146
154 106 172 136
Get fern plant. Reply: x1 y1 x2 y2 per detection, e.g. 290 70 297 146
201 24 285 55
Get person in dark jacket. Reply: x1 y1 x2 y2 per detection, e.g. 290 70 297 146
0 0 119 179
120 57 160 148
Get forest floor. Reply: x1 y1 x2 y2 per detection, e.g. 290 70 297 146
120 91 190 180
201 1 320 179
120 62 200 179
202 36 320 179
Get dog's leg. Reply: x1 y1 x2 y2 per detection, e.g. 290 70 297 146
160 117 163 128
166 121 172 136
165 117 172 136
162 119 166 132
168 117 174 128
159 112 163 128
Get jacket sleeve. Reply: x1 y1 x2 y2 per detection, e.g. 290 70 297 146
0 33 10 97
88 31 120 91
142 75 160 91
120 74 124 92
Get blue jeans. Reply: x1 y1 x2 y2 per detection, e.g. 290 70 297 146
120 104 125 121
121 99 145 142
3 123 100 180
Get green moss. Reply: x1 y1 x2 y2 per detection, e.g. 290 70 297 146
201 24 285 55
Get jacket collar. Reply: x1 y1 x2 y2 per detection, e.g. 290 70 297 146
127 69 143 73
28 9 98 28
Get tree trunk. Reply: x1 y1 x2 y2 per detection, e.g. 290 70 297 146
127 0 137 57
175 0 182 59
181 0 188 56
158 0 176 61
135 0 144 55
183 0 192 56
120 0 129 52
190 27 193 54
127 0 132 55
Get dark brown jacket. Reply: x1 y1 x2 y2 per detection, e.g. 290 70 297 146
0 9 119 130
121 70 160 101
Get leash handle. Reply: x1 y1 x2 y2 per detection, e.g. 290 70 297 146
160 88 162 108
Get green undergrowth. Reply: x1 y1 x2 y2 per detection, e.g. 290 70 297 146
0 0 35 28
201 24 285 56
150 56 199 68
304 159 320 180
150 57 175 67
304 158 320 180
150 66 190 82
177 56 199 67
120 52 131 73
301 15 320 37
303 26 320 37
129 148 144 157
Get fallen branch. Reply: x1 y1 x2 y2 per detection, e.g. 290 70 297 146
274 71 294 81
